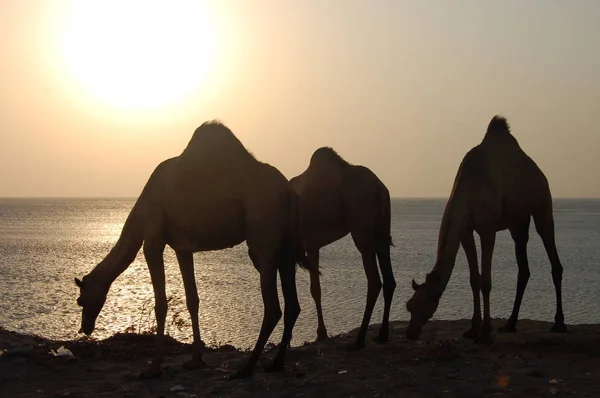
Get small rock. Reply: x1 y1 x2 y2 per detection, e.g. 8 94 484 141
49 346 74 357
219 344 236 352
170 385 186 392
264 342 277 352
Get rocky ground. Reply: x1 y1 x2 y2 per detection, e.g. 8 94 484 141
1 319 599 397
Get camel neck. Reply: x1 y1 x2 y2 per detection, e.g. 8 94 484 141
429 197 467 291
89 211 143 285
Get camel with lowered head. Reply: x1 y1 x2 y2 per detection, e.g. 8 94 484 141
290 147 396 349
74 121 317 379
405 115 567 343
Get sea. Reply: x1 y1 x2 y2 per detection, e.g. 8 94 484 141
0 198 599 349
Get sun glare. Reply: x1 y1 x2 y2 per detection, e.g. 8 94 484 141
60 1 217 110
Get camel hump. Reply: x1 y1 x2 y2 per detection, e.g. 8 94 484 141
487 115 510 134
482 115 520 147
182 120 254 161
309 147 351 169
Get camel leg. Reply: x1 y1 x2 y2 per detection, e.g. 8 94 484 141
267 255 301 372
461 230 482 339
475 231 495 345
350 249 382 350
175 251 206 369
374 240 395 343
308 249 328 341
140 240 168 379
534 210 568 333
231 264 282 379
499 219 531 333
250 249 292 350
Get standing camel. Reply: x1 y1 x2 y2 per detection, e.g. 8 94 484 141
74 121 317 379
290 147 396 349
405 115 567 343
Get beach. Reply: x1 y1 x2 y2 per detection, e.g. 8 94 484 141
1 318 598 397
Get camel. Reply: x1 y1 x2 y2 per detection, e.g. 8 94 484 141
405 115 568 343
74 121 317 379
289 147 396 349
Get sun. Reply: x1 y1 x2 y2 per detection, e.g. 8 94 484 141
60 1 217 110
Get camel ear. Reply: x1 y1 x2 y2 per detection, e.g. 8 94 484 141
75 277 83 287
412 279 420 291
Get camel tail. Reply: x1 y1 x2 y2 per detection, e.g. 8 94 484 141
289 190 320 275
296 247 318 274
379 186 394 248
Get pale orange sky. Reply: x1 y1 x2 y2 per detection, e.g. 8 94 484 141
1 1 599 198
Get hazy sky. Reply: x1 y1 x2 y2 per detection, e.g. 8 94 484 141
1 1 599 198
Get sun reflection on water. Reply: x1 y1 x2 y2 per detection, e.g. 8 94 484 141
0 198 599 349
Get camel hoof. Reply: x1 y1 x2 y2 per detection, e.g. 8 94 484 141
346 341 365 351
498 323 517 333
229 368 253 380
316 330 329 342
551 323 568 333
316 335 329 342
183 357 206 370
462 328 480 339
139 366 162 379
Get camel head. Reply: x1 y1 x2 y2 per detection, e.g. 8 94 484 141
74 275 108 335
405 276 443 340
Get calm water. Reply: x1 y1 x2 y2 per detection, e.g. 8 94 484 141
0 198 599 349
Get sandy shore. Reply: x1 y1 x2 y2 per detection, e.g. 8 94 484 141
1 319 599 397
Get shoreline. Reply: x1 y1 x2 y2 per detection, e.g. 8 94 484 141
2 318 600 397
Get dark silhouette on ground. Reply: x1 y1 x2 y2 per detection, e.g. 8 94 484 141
74 120 317 379
406 115 567 343
1 319 598 397
290 147 396 349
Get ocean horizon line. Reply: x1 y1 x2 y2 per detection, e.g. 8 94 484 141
1 196 599 201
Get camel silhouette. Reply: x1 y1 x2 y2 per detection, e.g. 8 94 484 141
406 115 567 343
75 121 317 379
290 147 395 349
